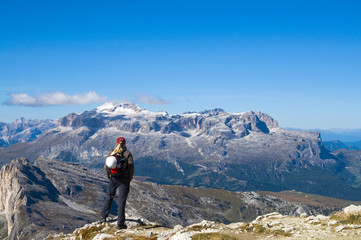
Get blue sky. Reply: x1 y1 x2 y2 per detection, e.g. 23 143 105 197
1 0 360 129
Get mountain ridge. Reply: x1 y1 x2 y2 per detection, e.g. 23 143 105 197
0 118 57 147
1 102 360 200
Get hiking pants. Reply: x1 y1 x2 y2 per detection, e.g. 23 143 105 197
101 176 130 226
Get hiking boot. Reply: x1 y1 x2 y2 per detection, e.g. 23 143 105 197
117 224 127 229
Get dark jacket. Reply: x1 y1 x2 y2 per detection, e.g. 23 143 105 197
104 148 134 181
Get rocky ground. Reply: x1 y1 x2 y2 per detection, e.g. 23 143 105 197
45 205 361 240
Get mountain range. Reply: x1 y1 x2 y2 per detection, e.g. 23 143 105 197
1 102 361 200
0 118 56 148
315 129 361 142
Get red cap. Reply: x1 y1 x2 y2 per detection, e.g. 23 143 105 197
116 137 126 145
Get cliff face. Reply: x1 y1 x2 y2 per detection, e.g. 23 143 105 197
0 158 102 240
0 158 28 240
0 158 60 240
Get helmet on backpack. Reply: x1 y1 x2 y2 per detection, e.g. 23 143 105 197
106 156 117 169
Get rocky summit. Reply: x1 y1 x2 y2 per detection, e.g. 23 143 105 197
0 158 352 240
46 205 361 240
0 102 359 200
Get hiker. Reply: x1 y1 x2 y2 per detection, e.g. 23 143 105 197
100 137 134 229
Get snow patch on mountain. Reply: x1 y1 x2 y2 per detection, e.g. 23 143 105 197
97 102 168 117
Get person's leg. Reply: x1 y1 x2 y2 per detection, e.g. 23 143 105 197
117 178 130 227
101 178 118 220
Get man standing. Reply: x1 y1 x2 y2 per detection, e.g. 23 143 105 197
101 137 134 229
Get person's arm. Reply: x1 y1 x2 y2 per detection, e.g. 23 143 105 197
104 149 113 179
124 151 134 181
104 163 110 179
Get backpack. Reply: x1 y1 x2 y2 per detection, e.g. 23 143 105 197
110 153 128 178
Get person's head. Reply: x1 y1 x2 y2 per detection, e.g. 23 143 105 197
117 137 126 146
111 137 126 155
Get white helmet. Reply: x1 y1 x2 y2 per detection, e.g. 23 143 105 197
106 156 117 169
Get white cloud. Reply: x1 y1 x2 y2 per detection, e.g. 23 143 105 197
139 93 172 105
4 91 107 107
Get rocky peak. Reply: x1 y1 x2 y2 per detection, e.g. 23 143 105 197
97 102 144 115
199 108 225 115
58 112 80 127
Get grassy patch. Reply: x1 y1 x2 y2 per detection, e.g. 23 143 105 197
331 213 361 225
75 225 105 239
44 236 57 240
251 224 292 237
162 185 244 222
253 224 266 234
238 223 250 231
272 230 292 237
259 190 361 208
191 232 239 240
112 235 157 240
188 225 205 231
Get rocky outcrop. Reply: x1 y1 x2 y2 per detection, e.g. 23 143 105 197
0 158 103 239
0 158 62 239
0 158 29 240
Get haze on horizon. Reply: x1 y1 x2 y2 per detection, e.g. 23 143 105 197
1 1 360 130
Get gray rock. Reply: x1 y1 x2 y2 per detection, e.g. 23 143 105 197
335 225 346 232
